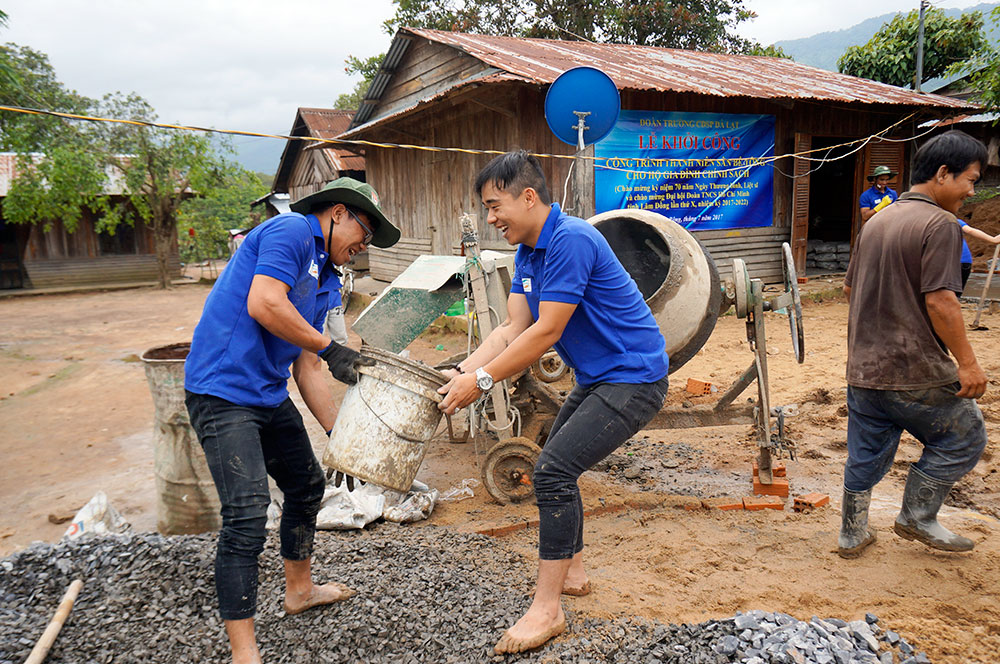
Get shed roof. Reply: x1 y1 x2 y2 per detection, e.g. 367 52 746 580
348 27 976 133
273 108 365 193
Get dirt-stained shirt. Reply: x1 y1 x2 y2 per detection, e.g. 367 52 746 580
844 191 963 389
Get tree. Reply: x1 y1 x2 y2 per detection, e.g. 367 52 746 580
953 6 1000 115
838 8 985 88
177 161 268 263
384 0 766 53
334 54 385 111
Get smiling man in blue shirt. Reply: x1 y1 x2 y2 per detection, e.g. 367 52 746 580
438 150 668 654
184 177 399 664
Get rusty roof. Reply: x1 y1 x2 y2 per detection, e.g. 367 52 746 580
353 27 976 131
274 108 365 192
407 28 976 108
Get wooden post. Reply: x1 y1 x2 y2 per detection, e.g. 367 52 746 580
573 144 595 219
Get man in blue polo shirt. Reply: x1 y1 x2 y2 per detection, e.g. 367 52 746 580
859 165 899 223
438 150 668 654
184 177 399 664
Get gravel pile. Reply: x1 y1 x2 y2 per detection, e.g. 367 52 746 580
0 528 930 663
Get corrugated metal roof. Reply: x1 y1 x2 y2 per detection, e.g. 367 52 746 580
0 152 131 197
391 27 976 109
920 112 1000 128
297 108 366 171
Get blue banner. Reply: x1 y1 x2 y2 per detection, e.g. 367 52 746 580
594 110 775 231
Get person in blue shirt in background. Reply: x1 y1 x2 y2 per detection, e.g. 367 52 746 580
438 151 669 655
957 219 1000 291
184 178 399 664
859 165 900 223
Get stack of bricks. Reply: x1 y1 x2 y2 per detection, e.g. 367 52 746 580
752 461 789 497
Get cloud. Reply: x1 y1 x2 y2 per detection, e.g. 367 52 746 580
3 0 397 133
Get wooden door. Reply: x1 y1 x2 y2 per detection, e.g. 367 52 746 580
790 133 811 274
853 138 906 244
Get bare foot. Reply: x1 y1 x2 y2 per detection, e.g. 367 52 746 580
561 578 591 596
494 606 566 654
283 582 356 615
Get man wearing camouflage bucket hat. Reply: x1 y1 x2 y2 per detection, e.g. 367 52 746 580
859 165 899 222
184 177 398 664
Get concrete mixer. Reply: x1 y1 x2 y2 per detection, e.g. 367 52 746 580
348 209 805 503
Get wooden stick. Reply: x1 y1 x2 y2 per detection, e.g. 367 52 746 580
23 579 83 664
971 243 1000 329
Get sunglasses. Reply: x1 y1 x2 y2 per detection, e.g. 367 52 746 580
346 208 374 246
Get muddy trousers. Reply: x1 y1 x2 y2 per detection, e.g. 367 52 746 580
185 391 326 621
844 384 987 492
534 377 668 560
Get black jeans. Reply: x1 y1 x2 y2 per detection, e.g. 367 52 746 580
185 391 326 620
534 376 668 560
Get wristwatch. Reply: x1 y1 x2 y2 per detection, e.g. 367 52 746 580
475 367 494 392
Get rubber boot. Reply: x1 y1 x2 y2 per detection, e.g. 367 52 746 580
837 487 877 559
893 466 974 552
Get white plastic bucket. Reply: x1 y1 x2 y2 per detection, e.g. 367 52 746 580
323 347 447 492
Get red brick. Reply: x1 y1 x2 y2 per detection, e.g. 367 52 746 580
793 493 830 512
752 461 786 478
584 503 627 518
475 521 526 537
525 519 541 529
752 477 790 497
686 378 713 396
702 497 745 511
682 499 703 511
743 495 784 511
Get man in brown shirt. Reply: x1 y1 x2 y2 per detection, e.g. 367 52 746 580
839 130 988 558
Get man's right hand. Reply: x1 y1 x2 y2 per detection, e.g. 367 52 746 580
957 361 987 399
319 341 375 385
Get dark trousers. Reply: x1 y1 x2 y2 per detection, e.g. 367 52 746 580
534 376 667 560
185 391 326 620
844 384 986 492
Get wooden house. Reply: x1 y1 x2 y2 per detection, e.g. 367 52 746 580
273 108 366 202
0 153 180 290
341 28 975 283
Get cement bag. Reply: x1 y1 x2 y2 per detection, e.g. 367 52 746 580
63 491 131 539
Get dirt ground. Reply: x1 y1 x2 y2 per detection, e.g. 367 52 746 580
2 276 1000 663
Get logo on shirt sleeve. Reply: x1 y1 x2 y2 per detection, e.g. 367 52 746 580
521 277 532 292
308 260 319 280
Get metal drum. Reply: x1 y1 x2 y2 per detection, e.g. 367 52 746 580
140 343 221 535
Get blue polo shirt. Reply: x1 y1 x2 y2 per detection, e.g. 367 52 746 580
957 220 973 265
859 185 898 211
510 203 668 386
185 212 340 407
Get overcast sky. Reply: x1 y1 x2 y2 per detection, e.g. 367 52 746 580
2 0 992 141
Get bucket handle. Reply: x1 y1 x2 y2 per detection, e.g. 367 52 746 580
356 380 433 444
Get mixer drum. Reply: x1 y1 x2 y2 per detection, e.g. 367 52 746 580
588 209 721 374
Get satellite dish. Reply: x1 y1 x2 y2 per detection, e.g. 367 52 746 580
544 67 620 149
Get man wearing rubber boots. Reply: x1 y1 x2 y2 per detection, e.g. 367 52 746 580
184 178 399 664
438 150 669 653
839 131 988 559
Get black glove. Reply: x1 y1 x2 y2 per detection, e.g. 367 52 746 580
319 341 375 385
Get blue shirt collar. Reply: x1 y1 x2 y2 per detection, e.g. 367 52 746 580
532 203 562 251
307 214 331 266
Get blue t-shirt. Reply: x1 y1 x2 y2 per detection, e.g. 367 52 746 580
859 185 898 211
185 213 340 407
957 220 973 265
510 203 668 386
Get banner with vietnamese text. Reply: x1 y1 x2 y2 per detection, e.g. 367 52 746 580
594 110 775 230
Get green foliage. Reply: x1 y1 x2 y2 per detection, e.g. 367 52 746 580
177 163 268 263
743 43 792 59
384 0 764 53
954 7 1000 115
838 8 985 87
334 54 385 111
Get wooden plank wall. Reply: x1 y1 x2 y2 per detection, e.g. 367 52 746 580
362 58 916 282
23 254 181 289
288 149 338 202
